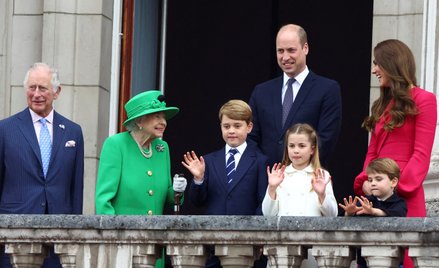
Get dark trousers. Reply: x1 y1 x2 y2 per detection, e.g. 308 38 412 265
205 247 267 268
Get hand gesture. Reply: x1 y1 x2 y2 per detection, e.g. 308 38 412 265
266 163 286 200
182 151 205 181
267 163 286 188
356 196 374 215
339 195 361 216
312 168 331 196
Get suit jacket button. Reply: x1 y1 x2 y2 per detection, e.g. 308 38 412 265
148 210 153 215
147 171 153 176
41 203 45 207
148 190 153 196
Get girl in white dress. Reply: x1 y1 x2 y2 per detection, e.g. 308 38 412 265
262 123 337 217
262 123 337 268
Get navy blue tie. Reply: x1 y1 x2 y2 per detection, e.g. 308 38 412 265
282 78 295 127
39 118 52 178
226 148 238 184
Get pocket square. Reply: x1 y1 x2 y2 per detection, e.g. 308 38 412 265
65 140 76 147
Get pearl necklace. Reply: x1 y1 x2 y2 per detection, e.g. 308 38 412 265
139 143 152 158
131 132 153 158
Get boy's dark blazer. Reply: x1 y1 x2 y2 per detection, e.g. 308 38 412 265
189 143 268 215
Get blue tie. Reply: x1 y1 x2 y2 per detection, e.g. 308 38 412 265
39 118 52 177
282 78 295 127
226 148 238 184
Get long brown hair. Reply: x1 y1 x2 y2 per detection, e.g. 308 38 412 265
362 39 418 132
281 123 321 170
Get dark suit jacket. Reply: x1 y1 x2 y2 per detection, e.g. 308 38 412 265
248 71 342 166
0 108 84 214
189 144 268 215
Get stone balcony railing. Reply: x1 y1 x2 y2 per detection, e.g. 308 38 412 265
0 215 438 268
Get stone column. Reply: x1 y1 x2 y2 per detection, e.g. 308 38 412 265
361 246 403 267
132 244 159 268
311 245 353 268
264 245 305 268
409 246 439 268
55 244 80 268
166 244 207 267
215 245 258 267
5 243 47 268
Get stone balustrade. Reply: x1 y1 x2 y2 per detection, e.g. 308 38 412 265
0 215 438 267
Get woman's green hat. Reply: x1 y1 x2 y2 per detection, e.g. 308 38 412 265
123 90 179 127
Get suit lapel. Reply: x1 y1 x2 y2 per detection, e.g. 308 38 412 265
211 148 229 192
272 77 284 133
283 72 315 132
16 109 42 164
227 148 255 193
50 112 66 174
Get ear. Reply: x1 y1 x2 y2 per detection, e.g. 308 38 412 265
54 86 61 99
247 122 253 133
391 177 399 189
310 145 315 155
303 42 309 55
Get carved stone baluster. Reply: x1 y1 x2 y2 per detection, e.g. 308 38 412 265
215 245 258 267
312 245 353 268
5 243 47 268
132 244 159 268
55 244 80 268
264 245 305 268
409 246 439 268
361 246 403 267
166 244 207 267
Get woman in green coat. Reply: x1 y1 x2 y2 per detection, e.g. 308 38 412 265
95 90 187 267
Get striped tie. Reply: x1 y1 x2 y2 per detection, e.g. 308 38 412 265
226 148 238 184
39 118 52 178
282 78 295 127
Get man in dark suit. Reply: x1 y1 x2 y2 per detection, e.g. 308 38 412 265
0 62 84 267
182 100 268 267
249 24 342 167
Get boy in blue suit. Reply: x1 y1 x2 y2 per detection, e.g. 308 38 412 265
182 99 268 267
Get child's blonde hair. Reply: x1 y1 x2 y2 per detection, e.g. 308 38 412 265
218 100 252 124
366 158 400 181
281 123 321 170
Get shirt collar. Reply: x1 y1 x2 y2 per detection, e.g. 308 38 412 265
285 163 314 174
29 108 54 124
225 142 247 156
283 66 309 87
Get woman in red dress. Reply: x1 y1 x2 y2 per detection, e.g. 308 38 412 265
354 39 437 268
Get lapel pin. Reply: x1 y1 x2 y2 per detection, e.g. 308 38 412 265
59 124 65 129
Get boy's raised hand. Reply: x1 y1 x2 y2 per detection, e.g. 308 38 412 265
182 151 205 181
339 195 361 216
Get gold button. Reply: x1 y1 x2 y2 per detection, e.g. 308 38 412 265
148 190 153 196
148 210 153 215
147 170 152 176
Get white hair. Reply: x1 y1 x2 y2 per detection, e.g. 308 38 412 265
23 62 60 91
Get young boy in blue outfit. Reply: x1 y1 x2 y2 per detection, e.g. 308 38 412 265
182 99 268 267
339 157 407 268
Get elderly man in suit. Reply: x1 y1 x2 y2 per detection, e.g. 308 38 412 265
0 62 84 267
249 24 342 167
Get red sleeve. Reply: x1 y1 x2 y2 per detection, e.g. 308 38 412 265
398 91 437 198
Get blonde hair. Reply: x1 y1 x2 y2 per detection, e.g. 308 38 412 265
218 99 252 124
366 158 400 181
281 123 321 170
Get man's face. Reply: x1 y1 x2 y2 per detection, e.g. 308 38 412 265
276 29 308 78
26 67 60 117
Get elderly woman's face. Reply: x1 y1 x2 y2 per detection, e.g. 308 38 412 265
138 112 167 138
